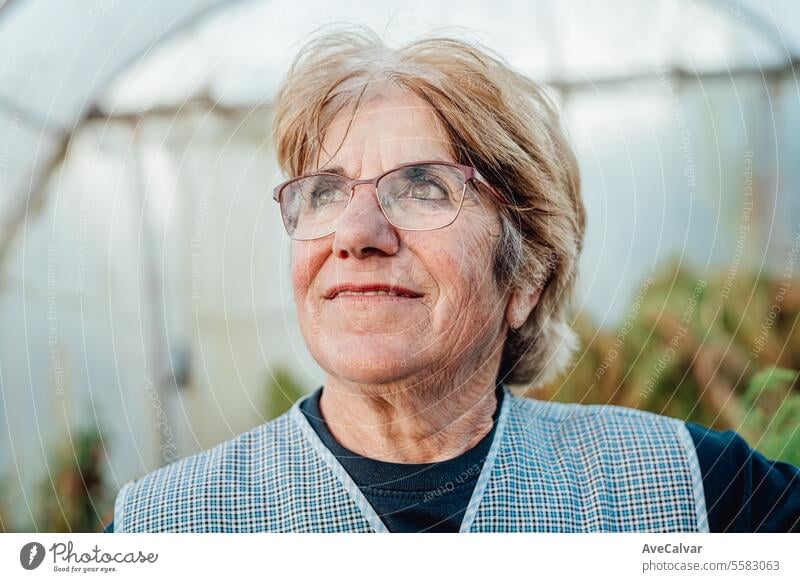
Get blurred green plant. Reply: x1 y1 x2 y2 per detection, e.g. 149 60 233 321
740 366 800 466
529 259 799 463
264 368 306 420
36 428 111 532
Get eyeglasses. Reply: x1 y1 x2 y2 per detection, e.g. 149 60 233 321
272 160 504 241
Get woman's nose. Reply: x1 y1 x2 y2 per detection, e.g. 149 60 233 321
331 183 399 259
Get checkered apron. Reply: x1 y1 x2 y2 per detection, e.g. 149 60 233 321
114 386 708 532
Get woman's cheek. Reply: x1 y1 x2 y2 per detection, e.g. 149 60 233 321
421 247 476 320
290 241 326 300
434 229 501 321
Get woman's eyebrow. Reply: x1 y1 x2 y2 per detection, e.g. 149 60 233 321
317 165 347 176
317 159 451 176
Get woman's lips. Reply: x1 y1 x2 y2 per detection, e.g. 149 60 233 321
329 292 421 304
324 284 423 300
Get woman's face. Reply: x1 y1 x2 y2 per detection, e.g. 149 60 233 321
291 90 510 385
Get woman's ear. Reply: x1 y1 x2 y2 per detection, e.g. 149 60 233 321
505 286 543 330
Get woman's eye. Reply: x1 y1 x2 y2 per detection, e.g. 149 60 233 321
408 180 448 200
310 189 338 206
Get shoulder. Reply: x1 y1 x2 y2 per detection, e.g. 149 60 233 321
506 392 685 435
684 421 800 532
141 412 296 481
684 422 754 467
114 411 299 528
496 393 708 530
504 393 695 466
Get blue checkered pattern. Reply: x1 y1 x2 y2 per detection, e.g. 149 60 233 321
114 386 708 532
467 394 708 532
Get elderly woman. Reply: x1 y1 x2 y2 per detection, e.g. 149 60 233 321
111 28 799 533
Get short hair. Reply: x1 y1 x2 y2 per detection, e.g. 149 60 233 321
272 25 586 388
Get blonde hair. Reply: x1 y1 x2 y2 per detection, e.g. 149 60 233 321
272 25 586 388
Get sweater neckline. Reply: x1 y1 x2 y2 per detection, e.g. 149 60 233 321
299 383 504 493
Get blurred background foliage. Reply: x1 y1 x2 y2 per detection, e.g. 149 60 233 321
264 369 306 420
34 428 109 533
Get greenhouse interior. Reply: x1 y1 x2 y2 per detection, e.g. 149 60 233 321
0 0 799 532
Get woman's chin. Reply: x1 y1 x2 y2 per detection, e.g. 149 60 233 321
316 342 418 385
333 367 409 385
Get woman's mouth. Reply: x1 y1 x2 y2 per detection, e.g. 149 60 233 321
324 284 423 301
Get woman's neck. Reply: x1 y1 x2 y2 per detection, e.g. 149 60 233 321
318 366 501 463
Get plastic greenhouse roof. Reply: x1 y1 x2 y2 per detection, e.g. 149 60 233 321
96 0 800 114
0 0 798 243
1 0 798 121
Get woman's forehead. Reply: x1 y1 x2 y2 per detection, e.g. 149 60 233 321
313 93 454 174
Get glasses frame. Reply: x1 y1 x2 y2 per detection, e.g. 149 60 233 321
272 160 506 241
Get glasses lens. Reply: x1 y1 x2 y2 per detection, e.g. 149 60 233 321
377 163 466 230
280 174 350 239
